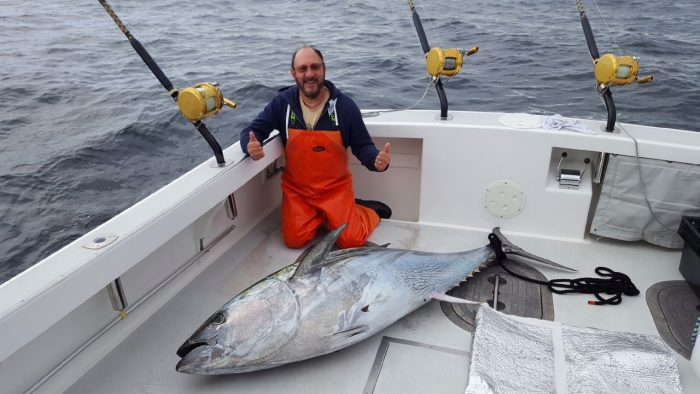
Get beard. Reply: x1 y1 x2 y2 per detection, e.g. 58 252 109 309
296 76 324 100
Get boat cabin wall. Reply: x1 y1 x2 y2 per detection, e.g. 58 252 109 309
350 137 422 222
357 113 595 241
358 111 700 242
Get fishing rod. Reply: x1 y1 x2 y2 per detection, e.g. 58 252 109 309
98 0 237 166
408 0 478 120
575 0 653 132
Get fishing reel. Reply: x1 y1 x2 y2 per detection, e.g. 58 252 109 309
425 46 479 78
177 82 238 122
100 0 234 165
593 54 653 88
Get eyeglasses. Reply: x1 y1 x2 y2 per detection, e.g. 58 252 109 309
293 63 324 74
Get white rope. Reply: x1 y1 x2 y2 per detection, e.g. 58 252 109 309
542 114 597 134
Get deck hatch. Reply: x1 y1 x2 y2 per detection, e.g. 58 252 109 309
440 259 555 331
364 336 470 393
646 280 699 359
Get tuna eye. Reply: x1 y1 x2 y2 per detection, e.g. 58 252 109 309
210 312 226 325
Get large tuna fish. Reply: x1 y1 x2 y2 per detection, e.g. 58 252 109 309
176 225 573 374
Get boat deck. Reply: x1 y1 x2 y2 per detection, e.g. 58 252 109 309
67 212 696 393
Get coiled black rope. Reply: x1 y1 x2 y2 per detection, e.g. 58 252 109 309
498 260 640 306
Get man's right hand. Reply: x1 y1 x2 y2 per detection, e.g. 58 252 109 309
247 131 265 160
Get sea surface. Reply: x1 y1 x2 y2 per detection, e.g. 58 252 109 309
1 0 699 283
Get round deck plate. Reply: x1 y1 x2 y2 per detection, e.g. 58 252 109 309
483 181 526 219
498 113 543 129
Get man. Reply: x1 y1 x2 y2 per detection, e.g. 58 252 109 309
240 46 391 249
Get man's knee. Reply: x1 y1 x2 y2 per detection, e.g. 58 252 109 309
283 225 317 249
336 230 369 249
284 234 313 249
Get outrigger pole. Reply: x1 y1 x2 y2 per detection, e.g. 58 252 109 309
99 0 232 165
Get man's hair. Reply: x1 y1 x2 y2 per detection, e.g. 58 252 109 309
291 46 324 69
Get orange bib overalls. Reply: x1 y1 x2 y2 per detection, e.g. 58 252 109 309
281 127 380 249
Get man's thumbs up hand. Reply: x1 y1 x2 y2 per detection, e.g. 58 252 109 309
374 142 390 171
247 131 264 160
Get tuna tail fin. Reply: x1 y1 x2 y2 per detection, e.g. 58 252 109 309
489 227 577 272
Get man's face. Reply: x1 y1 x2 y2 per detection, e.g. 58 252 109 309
291 48 326 100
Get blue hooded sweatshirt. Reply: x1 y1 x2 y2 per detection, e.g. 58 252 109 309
239 80 381 171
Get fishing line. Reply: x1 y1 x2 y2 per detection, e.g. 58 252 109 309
414 0 445 50
618 123 678 233
590 0 625 56
362 78 433 118
342 54 427 77
391 56 430 75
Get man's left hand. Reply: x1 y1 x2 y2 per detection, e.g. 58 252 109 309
374 143 391 171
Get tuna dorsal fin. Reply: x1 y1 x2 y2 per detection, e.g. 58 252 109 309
293 224 347 278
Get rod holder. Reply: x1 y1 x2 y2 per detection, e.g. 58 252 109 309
106 278 129 319
225 193 237 220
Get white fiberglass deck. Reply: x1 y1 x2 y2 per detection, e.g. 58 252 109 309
67 212 694 393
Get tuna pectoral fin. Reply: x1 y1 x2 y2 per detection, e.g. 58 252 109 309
332 325 369 338
429 292 482 305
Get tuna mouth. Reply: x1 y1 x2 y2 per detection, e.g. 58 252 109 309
176 311 226 359
176 340 213 374
176 338 209 358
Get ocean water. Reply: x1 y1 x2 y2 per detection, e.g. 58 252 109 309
1 0 698 283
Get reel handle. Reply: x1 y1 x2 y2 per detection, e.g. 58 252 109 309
637 75 654 84
223 98 238 109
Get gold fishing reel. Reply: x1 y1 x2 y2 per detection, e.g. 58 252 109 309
177 82 237 122
593 54 653 87
425 46 479 78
